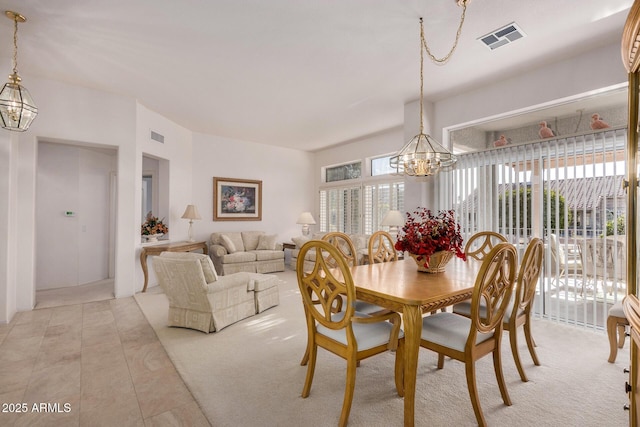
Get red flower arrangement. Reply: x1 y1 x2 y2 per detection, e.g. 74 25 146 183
394 208 466 268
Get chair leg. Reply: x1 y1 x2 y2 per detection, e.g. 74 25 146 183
301 342 317 398
300 345 309 366
617 324 627 348
523 320 540 366
339 354 357 427
509 327 528 382
492 346 512 407
437 353 445 369
465 361 487 427
607 315 619 363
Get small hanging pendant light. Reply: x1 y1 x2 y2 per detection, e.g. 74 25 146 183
0 11 38 132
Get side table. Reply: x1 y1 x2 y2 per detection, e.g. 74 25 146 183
140 241 208 292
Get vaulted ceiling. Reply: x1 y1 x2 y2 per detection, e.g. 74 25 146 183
0 0 633 150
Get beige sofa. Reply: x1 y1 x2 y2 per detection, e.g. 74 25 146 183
290 232 371 270
153 252 279 333
210 231 285 275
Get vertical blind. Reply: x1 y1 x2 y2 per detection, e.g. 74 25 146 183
451 127 627 330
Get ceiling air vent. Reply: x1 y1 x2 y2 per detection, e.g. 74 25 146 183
478 22 525 50
150 130 165 143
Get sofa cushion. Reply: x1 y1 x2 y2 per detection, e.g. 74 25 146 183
242 231 264 251
221 235 237 253
160 252 218 283
251 250 284 261
257 234 277 250
292 236 310 248
222 251 257 264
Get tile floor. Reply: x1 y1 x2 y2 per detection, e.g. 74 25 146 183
0 292 210 426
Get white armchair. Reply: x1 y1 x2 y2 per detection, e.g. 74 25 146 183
153 252 279 333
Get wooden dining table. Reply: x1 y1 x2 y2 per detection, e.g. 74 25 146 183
348 257 480 427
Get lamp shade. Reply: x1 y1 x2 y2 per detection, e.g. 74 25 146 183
296 212 316 225
181 204 201 220
381 210 405 227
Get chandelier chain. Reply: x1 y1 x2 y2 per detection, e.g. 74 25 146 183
418 1 468 133
12 15 18 74
421 0 468 64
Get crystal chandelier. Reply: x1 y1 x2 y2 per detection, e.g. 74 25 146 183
390 1 470 177
0 11 38 132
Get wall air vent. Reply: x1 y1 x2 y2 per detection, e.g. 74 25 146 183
478 22 526 50
150 130 165 143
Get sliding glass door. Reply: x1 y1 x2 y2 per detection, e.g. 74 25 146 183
452 127 627 330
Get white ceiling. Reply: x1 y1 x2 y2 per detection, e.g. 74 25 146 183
0 0 633 151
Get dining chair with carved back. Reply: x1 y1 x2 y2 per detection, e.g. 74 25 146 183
419 242 517 427
322 231 358 268
453 237 544 382
464 231 508 262
299 232 391 366
296 240 404 427
368 230 398 264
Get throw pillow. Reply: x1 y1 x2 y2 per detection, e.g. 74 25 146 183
220 235 237 254
257 234 277 250
200 256 218 283
292 236 310 248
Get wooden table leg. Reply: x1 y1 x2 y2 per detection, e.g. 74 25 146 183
140 251 149 292
402 304 422 427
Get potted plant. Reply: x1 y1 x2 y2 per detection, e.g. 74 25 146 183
141 211 169 242
394 208 466 272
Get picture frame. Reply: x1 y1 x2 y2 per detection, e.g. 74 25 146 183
213 177 262 221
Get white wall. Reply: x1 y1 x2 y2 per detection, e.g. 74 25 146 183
36 142 116 290
192 133 315 246
1 74 138 319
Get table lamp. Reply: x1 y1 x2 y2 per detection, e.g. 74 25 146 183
381 210 405 239
181 204 202 242
296 212 316 236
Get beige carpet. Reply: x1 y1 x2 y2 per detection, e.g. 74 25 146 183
136 270 629 427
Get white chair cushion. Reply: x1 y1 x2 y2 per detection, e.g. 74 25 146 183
316 311 403 351
453 295 520 324
421 312 493 352
609 301 625 318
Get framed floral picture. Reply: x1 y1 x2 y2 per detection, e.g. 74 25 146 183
213 177 262 221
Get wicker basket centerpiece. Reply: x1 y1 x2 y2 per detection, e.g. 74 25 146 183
409 251 454 273
394 209 467 274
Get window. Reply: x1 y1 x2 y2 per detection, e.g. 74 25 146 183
319 186 361 233
371 155 395 176
319 180 404 235
363 181 404 234
325 161 361 183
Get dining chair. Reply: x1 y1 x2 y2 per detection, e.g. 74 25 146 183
368 230 398 264
322 231 358 267
578 237 626 296
607 301 629 363
464 231 508 261
420 242 517 427
296 240 404 427
299 232 391 366
322 231 389 313
453 237 544 382
549 233 582 289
